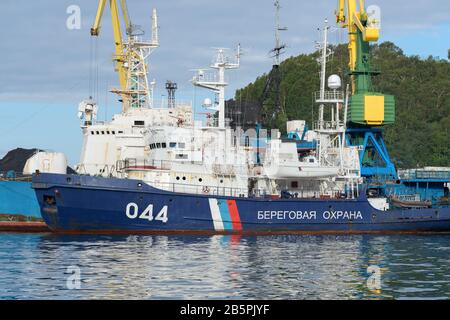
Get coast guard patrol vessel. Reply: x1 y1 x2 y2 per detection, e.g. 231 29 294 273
33 0 450 234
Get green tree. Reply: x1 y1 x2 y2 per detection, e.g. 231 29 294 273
234 42 450 168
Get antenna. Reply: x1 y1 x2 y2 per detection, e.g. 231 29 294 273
192 45 241 128
151 8 159 46
271 0 287 66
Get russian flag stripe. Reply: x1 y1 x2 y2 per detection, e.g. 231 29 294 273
227 200 243 231
218 200 233 231
208 198 224 231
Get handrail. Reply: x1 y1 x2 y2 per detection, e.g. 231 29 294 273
399 170 450 180
149 181 249 198
314 91 345 102
0 171 32 181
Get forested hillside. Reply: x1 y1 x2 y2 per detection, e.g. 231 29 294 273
232 42 450 168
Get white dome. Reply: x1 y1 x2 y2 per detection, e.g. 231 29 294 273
328 75 341 90
202 98 213 108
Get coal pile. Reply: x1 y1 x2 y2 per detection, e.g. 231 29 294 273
0 148 40 173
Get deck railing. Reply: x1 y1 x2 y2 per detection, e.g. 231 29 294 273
399 170 450 181
0 171 32 181
314 91 345 102
117 159 172 171
150 181 249 198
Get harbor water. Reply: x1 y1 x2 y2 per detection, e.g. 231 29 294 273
1 233 450 300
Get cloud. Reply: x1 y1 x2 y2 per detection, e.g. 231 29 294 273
2 0 449 102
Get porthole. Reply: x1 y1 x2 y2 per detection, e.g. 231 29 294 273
199 178 203 182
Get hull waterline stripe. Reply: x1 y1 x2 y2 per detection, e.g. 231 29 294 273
209 198 225 231
218 200 233 231
227 200 243 231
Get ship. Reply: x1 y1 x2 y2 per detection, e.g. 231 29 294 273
0 148 69 231
32 0 450 234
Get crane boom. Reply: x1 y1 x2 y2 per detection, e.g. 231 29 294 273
334 0 394 127
119 0 131 34
336 0 378 72
90 0 129 91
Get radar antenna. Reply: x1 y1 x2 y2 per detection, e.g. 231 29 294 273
271 0 288 66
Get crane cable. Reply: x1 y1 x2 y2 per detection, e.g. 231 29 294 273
88 36 100 101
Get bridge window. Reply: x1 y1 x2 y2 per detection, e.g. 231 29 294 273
245 136 250 147
134 120 145 126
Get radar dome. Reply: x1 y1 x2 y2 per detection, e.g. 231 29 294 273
328 75 341 90
203 98 213 108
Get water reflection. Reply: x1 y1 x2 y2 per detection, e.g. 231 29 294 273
0 233 449 299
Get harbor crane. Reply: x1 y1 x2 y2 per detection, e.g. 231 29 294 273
90 0 159 113
336 0 397 178
91 0 130 92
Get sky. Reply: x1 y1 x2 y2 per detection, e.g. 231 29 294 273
0 0 449 165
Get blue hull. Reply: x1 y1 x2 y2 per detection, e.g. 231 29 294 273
0 181 42 221
32 173 450 234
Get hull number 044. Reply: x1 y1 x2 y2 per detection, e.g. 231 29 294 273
125 203 168 223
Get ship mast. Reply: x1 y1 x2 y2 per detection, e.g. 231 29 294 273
273 0 287 66
260 1 287 126
314 20 347 172
191 45 241 129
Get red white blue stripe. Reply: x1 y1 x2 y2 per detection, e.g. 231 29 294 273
208 199 242 231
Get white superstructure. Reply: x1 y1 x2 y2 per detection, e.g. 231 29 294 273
75 13 361 200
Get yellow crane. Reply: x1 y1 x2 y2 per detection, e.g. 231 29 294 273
91 0 130 92
335 0 397 178
335 0 394 126
336 0 379 73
